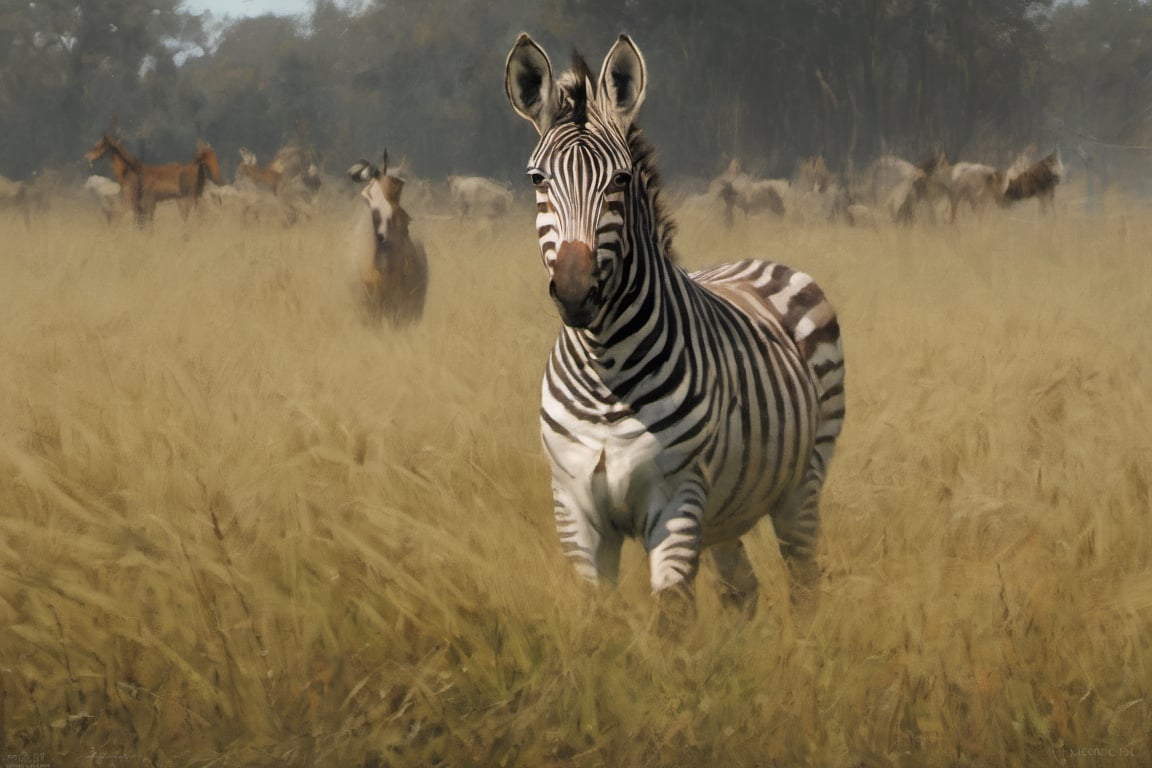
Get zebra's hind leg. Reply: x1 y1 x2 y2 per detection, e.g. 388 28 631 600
710 539 759 616
771 479 824 600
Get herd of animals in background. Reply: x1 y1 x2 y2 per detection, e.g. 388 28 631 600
0 54 1066 338
0 125 1068 338
701 146 1064 227
0 131 1069 339
5 139 1064 236
220 144 324 225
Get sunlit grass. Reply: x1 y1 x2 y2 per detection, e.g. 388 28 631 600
0 194 1149 766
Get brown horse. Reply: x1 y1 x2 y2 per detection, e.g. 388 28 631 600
85 134 223 225
346 153 428 326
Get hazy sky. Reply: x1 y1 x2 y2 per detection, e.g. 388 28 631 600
181 0 313 19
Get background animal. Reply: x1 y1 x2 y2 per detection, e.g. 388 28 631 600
863 155 926 224
346 153 428 326
939 161 1004 222
138 142 223 222
236 148 284 195
84 175 123 225
447 175 513 218
709 160 788 224
1002 150 1064 213
791 156 849 222
232 148 314 226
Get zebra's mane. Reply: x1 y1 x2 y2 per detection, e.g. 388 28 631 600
554 52 595 126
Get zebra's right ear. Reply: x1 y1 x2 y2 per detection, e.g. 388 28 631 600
505 33 555 134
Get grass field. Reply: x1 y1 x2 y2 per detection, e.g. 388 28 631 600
0 191 1150 767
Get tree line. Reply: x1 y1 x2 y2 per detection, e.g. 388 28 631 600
1 0 1150 185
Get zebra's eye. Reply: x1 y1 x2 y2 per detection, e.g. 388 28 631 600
609 171 632 191
527 170 547 188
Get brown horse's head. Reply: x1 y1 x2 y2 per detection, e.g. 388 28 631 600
196 143 223 186
85 134 140 189
85 135 114 166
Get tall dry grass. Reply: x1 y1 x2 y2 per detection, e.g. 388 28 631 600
0 194 1149 767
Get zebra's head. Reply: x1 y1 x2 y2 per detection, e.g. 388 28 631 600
505 34 647 329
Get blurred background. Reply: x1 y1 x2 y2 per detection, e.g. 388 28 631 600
2 0 1152 195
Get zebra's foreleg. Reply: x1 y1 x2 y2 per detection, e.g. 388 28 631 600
645 501 704 631
709 539 760 616
644 495 704 597
553 491 623 585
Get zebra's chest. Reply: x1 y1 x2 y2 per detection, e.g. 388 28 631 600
542 406 694 532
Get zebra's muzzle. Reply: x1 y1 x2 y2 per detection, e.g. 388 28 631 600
551 240 600 328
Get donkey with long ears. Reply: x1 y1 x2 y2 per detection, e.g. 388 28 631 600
346 151 428 327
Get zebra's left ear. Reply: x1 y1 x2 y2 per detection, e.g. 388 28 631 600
598 35 646 127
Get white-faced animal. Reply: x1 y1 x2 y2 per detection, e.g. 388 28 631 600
346 154 428 326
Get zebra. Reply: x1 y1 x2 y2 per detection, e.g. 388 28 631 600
504 34 845 613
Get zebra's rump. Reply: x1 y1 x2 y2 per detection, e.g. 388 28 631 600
692 259 840 374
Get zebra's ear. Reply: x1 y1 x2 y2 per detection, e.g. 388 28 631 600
598 35 646 127
506 33 555 134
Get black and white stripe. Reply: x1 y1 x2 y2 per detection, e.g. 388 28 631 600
506 34 845 608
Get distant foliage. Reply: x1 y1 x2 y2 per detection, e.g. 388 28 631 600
0 0 1148 180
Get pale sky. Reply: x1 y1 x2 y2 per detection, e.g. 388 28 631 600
180 0 314 19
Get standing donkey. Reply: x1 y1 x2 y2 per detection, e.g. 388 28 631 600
346 153 428 327
505 35 845 616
